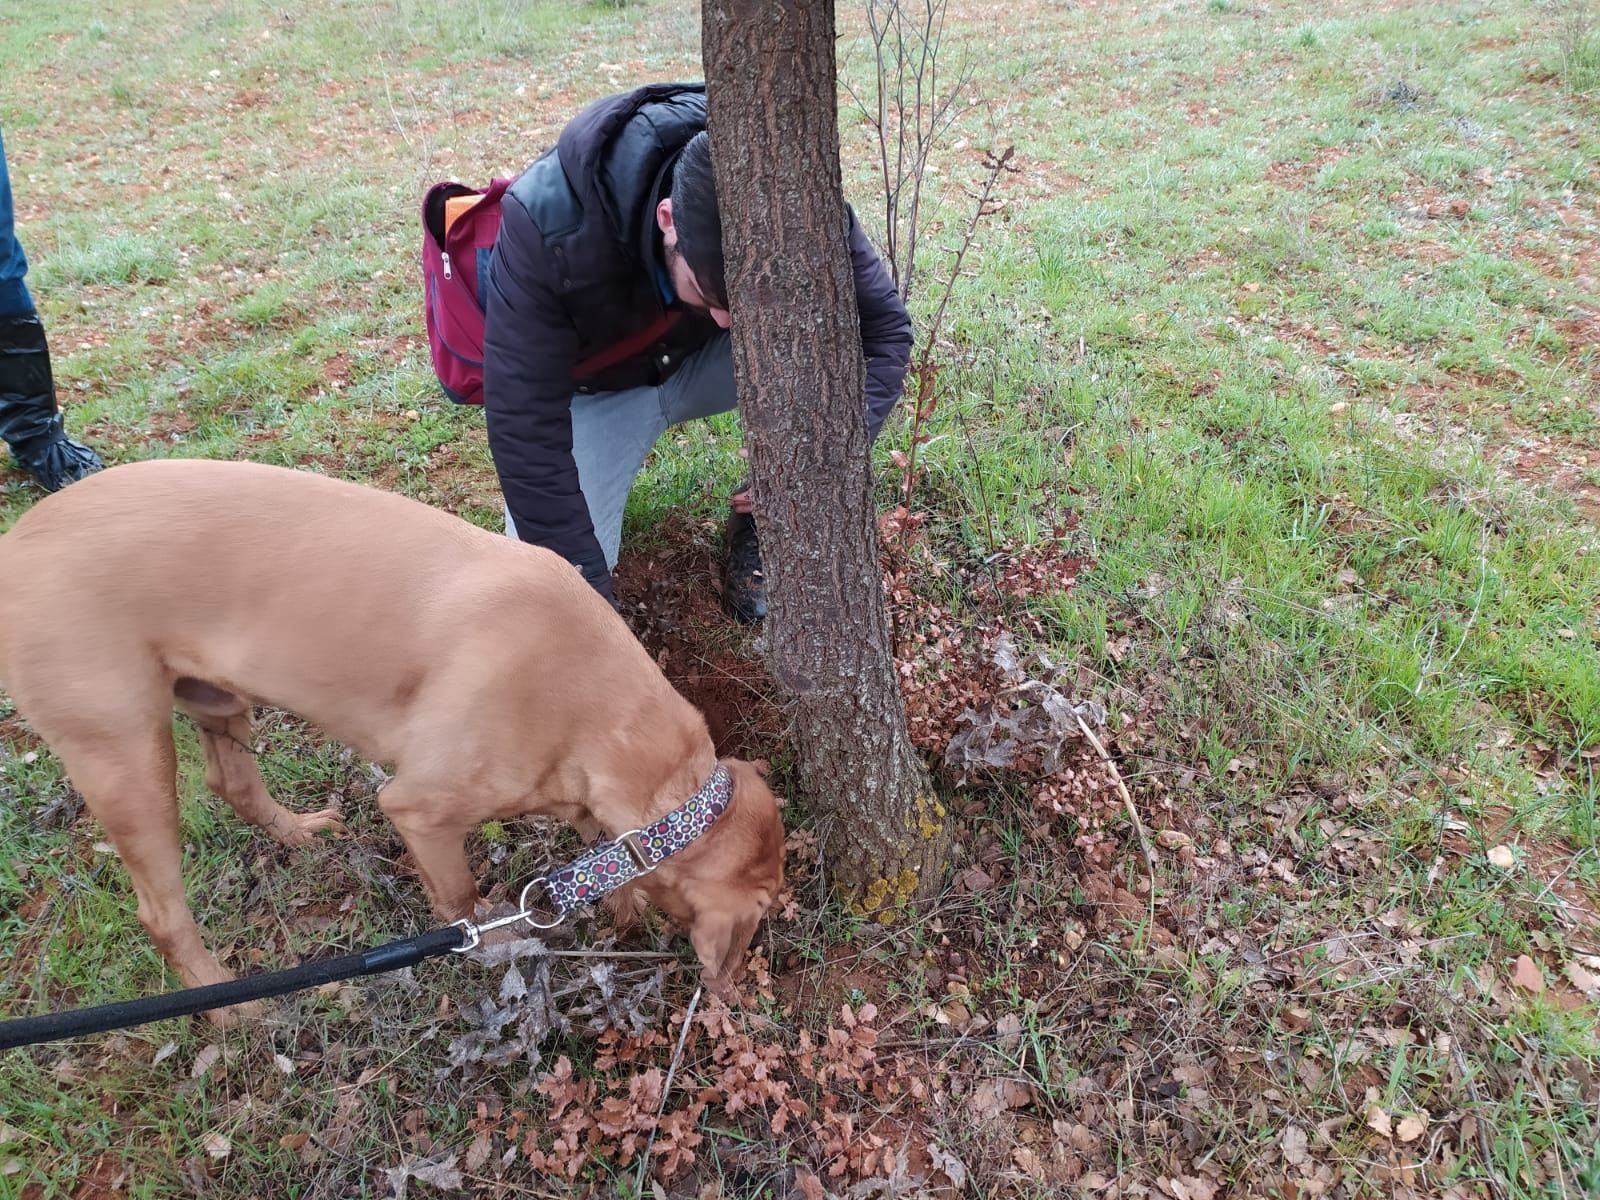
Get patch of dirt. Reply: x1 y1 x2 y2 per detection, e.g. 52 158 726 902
1396 382 1600 523
67 1152 127 1200
0 711 45 755
1446 803 1600 941
1264 145 1352 190
1498 430 1600 524
614 514 783 761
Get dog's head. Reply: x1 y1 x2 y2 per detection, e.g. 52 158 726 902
641 757 784 998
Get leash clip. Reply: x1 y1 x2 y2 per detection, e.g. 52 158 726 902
449 877 568 953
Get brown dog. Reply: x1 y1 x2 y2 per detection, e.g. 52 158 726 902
0 459 783 1018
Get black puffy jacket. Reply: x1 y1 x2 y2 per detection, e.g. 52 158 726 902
482 83 913 598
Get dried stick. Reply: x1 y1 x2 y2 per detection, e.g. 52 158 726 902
633 985 703 1192
898 145 1014 519
1072 709 1158 916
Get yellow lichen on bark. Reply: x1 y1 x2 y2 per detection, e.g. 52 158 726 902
847 868 922 924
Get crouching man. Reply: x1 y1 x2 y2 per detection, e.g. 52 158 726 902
483 83 911 621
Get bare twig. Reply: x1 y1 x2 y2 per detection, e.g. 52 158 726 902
899 146 1015 520
633 984 703 1192
851 0 975 303
1071 708 1158 916
1451 1034 1510 1200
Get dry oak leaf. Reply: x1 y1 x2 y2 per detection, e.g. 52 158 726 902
1396 1113 1427 1143
1281 1124 1310 1166
1511 955 1545 995
1565 960 1600 998
190 1044 223 1080
1011 1146 1045 1178
968 1077 1036 1120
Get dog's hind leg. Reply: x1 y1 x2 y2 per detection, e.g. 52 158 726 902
174 678 345 847
53 726 246 1015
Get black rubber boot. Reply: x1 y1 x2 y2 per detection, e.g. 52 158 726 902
723 510 768 624
0 314 103 492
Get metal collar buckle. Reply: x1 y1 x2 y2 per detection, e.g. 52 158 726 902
616 828 660 874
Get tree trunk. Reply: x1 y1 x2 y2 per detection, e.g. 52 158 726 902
702 0 950 914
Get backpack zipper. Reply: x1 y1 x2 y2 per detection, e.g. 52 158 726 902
441 250 453 280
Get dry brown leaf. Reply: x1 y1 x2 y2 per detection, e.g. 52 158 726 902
201 1131 231 1160
464 1130 493 1172
939 1001 970 1026
1396 1114 1427 1143
1565 960 1600 997
190 1044 222 1080
1011 1146 1045 1178
1511 955 1545 994
1366 1106 1393 1138
968 1077 1035 1120
279 1133 310 1151
1278 1007 1313 1032
1065 1123 1098 1152
959 865 997 892
1281 1124 1309 1166
1165 1176 1218 1200
927 1143 968 1189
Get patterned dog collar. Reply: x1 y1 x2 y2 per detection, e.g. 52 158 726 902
538 764 734 916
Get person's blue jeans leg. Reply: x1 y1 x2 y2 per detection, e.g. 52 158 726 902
0 125 104 489
504 333 738 568
0 125 37 318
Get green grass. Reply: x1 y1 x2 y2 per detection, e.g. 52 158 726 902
1 0 1597 1195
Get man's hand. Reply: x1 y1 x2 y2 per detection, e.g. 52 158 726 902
577 561 622 611
595 573 622 611
729 448 754 515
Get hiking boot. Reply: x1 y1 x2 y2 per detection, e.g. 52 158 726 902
0 314 103 492
723 510 767 624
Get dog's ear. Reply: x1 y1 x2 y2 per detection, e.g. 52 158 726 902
690 905 763 999
723 756 782 813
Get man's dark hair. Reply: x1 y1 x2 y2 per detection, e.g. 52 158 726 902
670 131 727 310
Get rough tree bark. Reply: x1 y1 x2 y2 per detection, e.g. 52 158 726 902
702 0 950 914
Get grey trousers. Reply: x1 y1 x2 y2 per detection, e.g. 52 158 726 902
504 332 736 568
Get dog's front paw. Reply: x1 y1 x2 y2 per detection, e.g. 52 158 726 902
202 999 266 1028
283 806 347 845
701 971 745 1005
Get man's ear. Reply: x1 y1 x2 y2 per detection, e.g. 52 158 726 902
656 196 675 235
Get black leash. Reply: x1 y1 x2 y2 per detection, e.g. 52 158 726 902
0 925 466 1051
0 765 737 1052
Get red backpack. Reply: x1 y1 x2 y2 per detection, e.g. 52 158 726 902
420 179 511 405
421 167 686 405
